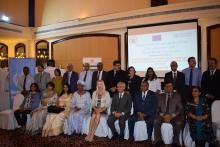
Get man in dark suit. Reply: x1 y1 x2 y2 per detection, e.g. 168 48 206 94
91 62 107 92
106 60 127 96
154 82 183 147
128 81 157 141
201 58 220 104
62 64 78 93
164 61 185 103
107 81 132 139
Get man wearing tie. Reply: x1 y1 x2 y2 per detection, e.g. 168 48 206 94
79 63 93 93
154 82 183 147
62 64 78 93
164 61 185 103
34 65 51 92
106 60 127 96
128 81 157 142
91 62 107 92
107 82 132 140
182 57 202 101
201 58 220 104
17 66 34 95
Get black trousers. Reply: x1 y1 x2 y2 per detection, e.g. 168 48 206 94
107 114 128 137
128 115 154 140
14 109 31 126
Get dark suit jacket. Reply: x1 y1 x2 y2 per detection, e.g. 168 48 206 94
164 71 185 92
106 69 127 95
133 90 158 119
157 92 183 117
126 75 141 100
110 92 132 117
91 70 107 91
62 71 78 93
201 69 220 100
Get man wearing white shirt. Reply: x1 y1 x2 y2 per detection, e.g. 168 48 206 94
17 66 34 94
79 63 93 92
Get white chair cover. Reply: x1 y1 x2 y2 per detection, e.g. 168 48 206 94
133 121 148 141
161 123 174 144
211 100 220 141
183 123 195 147
0 94 24 130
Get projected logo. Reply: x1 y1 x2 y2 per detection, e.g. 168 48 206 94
152 35 161 41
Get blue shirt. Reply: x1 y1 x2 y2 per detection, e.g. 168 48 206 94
182 67 202 87
21 92 41 110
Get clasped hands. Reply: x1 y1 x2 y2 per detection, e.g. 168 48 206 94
138 112 146 120
162 114 174 123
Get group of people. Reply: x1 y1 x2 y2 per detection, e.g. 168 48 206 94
13 57 220 147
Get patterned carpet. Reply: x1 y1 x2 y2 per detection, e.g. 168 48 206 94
0 129 154 147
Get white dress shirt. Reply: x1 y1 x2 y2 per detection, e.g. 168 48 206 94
147 79 161 93
97 70 103 80
17 74 34 91
79 70 93 90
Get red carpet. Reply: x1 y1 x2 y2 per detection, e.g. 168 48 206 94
0 129 154 147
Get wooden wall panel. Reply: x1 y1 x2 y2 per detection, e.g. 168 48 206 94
53 36 119 73
210 27 220 69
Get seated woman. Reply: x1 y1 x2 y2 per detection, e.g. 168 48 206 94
85 80 111 142
14 83 41 127
42 84 72 137
26 82 57 135
186 86 215 147
64 80 91 135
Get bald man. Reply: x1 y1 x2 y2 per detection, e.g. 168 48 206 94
164 61 185 103
62 64 78 93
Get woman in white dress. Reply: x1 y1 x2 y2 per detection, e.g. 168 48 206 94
85 80 111 142
64 80 91 135
142 67 161 94
26 82 57 135
42 84 72 137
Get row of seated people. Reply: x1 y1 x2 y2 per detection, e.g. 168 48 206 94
14 80 217 147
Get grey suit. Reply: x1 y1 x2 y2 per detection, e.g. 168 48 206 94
34 72 51 91
107 92 132 137
154 92 183 145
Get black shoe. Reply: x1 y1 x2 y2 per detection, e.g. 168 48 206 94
172 143 178 147
154 141 163 146
147 139 152 143
119 134 124 140
112 133 119 140
129 136 134 141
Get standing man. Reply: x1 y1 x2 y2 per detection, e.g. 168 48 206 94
91 62 107 92
34 65 51 92
164 61 185 103
128 81 157 142
201 58 220 104
17 66 34 95
106 60 127 96
62 64 78 93
182 57 202 101
154 82 183 146
107 82 132 140
79 63 93 93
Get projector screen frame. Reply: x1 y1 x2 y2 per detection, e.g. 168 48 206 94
125 19 201 78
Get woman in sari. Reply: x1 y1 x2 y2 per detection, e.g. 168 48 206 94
42 84 72 137
26 82 57 135
64 80 91 135
186 86 215 147
85 80 111 142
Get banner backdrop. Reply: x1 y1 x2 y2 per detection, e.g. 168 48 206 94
8 58 36 108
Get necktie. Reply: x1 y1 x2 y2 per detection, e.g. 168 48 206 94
39 73 42 82
173 72 177 86
165 94 171 114
210 70 214 79
23 76 27 91
114 70 117 77
97 71 100 80
189 69 193 87
142 91 146 101
68 72 71 84
118 93 122 110
83 71 88 81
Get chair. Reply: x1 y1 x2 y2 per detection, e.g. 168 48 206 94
160 122 183 145
211 100 220 142
0 94 24 130
133 121 148 141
